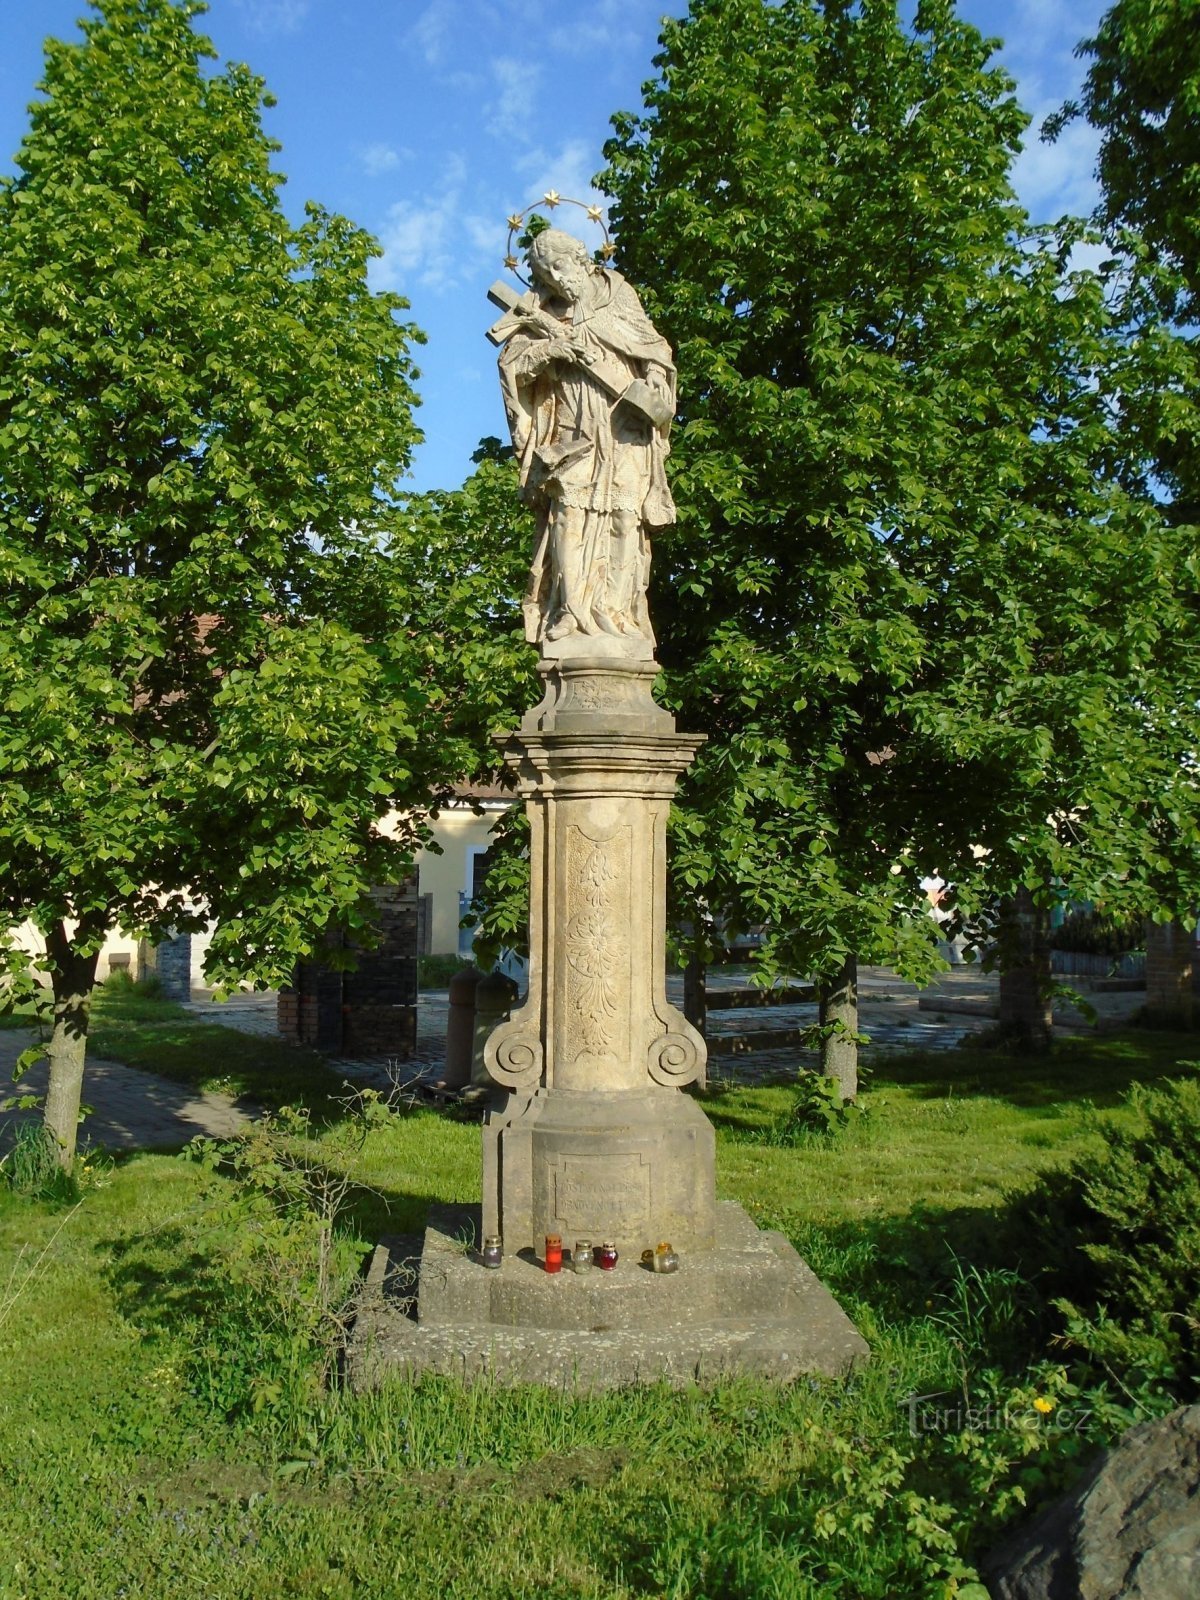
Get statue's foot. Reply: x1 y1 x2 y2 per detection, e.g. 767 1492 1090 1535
545 616 578 641
594 611 623 637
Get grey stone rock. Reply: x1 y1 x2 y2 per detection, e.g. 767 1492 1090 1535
982 1404 1200 1600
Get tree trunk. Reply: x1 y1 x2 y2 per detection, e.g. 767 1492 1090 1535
997 887 1053 1053
1145 917 1195 1030
42 922 100 1169
818 950 858 1101
683 955 706 1038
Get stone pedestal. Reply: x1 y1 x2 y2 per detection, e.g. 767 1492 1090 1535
482 649 711 1256
349 1202 869 1391
349 643 870 1388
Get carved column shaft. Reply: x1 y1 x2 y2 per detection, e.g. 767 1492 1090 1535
482 657 714 1256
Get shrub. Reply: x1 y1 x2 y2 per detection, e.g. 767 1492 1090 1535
1014 1073 1200 1398
1048 907 1144 957
418 952 467 989
767 1069 870 1143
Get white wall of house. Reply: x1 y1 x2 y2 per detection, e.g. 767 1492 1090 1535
414 800 511 957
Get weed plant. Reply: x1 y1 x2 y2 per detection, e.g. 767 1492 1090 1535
0 1122 77 1203
1 1031 1195 1598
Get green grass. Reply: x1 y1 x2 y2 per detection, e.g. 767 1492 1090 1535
1 1030 1196 1598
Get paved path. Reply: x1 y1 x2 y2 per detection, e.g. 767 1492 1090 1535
0 1030 250 1156
2 967 1148 1155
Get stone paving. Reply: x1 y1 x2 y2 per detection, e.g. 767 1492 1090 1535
0 1030 250 1156
1 966 1147 1155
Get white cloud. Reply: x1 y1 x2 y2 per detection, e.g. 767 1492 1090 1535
465 212 505 261
231 0 310 33
548 0 638 57
513 138 606 217
370 154 500 294
411 0 455 64
1012 104 1100 222
360 142 407 176
488 56 542 138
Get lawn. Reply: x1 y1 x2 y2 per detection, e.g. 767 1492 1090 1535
1 1027 1196 1599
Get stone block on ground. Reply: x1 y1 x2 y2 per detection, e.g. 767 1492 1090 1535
347 1200 868 1392
982 1404 1200 1600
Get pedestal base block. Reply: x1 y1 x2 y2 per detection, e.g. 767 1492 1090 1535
484 1087 717 1258
348 1201 869 1392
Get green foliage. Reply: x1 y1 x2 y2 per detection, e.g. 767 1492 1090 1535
418 952 468 989
599 0 1200 1004
1014 1072 1200 1399
1053 0 1200 328
465 804 531 966
0 0 438 1094
1048 906 1144 956
0 1122 77 1202
770 1067 870 1141
385 450 538 795
183 1096 397 1423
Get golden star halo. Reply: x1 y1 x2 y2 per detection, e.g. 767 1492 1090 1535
500 194 615 285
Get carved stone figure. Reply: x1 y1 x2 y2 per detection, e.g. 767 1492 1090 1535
488 228 676 652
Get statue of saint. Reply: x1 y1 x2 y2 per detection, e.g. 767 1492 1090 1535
489 228 676 651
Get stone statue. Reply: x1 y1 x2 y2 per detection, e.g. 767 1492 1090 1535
487 228 676 653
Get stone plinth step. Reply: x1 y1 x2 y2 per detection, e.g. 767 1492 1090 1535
347 1202 868 1393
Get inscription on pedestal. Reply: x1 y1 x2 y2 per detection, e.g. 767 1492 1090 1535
551 1152 651 1232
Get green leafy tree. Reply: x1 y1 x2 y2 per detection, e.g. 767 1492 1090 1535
1048 0 1200 525
1053 0 1200 320
600 0 1197 1080
1045 0 1200 1005
0 0 427 1163
383 443 537 798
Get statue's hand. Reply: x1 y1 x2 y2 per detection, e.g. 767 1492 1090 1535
532 338 581 372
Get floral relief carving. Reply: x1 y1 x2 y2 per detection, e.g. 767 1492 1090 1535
571 675 608 710
564 825 630 1060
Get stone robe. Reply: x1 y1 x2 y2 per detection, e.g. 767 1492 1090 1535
498 268 676 646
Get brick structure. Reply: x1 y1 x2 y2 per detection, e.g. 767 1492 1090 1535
138 930 193 1000
1145 917 1196 1030
278 877 419 1057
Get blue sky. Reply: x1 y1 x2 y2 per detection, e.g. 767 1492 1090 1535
2 0 1106 492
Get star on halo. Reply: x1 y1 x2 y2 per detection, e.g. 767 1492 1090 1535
506 213 523 231
543 190 561 208
586 204 603 223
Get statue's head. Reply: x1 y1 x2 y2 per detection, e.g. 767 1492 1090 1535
527 228 598 304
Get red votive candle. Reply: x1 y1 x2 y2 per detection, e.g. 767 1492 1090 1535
544 1234 563 1273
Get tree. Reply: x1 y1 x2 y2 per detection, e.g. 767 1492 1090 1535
599 0 1197 1081
0 0 427 1163
1043 0 1200 1009
385 446 541 967
1049 0 1200 522
383 442 538 799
